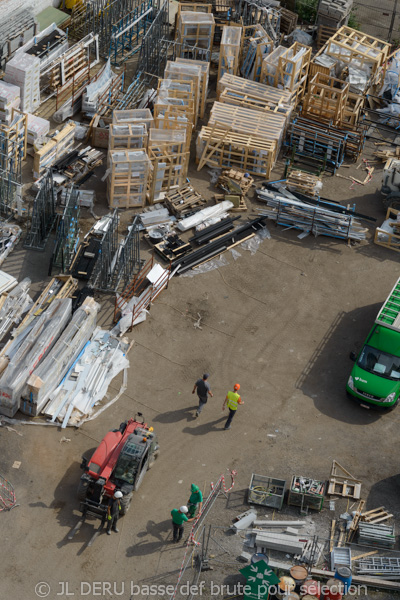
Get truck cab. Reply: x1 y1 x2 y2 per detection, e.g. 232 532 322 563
347 278 400 409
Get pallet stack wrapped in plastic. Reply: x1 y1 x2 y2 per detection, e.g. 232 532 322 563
0 298 72 418
20 297 100 416
176 11 215 57
147 129 189 202
107 149 152 209
0 81 20 125
4 52 40 113
26 114 50 146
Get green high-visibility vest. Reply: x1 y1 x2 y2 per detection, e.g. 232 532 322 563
227 391 240 410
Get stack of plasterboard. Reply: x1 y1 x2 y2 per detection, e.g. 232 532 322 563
0 81 20 125
0 298 72 418
4 52 40 113
20 297 100 416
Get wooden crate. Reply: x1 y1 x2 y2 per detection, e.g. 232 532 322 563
375 207 400 253
280 7 298 35
109 124 148 150
154 108 193 152
342 92 365 127
1 108 27 166
209 101 287 147
175 57 209 119
33 122 76 180
218 25 242 81
147 129 189 202
217 72 295 108
164 61 202 123
219 87 293 120
261 42 311 104
240 24 273 81
196 123 276 177
112 108 154 130
176 11 215 56
302 73 349 126
316 24 338 50
107 149 151 209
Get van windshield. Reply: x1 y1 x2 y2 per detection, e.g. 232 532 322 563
358 345 400 381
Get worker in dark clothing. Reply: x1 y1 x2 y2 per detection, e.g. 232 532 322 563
187 484 203 518
171 506 194 543
107 491 123 535
192 373 213 417
222 384 244 430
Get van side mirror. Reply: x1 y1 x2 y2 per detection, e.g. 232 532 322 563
349 351 357 362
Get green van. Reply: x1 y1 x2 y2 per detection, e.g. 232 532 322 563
347 278 400 409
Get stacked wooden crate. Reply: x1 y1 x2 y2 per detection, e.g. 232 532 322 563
33 122 76 180
310 26 390 93
164 61 203 125
176 11 215 57
240 24 273 81
107 150 151 209
108 124 148 151
302 73 349 127
218 25 242 81
260 42 311 104
175 58 209 119
147 129 189 203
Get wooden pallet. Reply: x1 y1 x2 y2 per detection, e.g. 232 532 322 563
214 193 247 211
217 168 254 194
164 183 205 215
286 168 322 199
347 499 365 542
279 7 298 35
316 24 338 50
361 507 393 524
328 460 362 500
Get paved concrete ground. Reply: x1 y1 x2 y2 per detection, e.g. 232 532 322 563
1 84 400 600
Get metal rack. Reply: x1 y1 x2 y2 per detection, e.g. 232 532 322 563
49 186 80 276
23 170 57 251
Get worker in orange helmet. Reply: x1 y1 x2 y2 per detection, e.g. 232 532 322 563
222 383 244 430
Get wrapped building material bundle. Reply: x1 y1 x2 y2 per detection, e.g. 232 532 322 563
20 297 100 416
0 298 72 418
0 277 31 344
44 328 130 427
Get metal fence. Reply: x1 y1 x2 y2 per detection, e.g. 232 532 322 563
353 0 400 42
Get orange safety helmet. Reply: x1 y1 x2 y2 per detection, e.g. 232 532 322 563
234 383 240 391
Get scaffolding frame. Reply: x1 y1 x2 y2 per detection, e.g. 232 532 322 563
90 212 141 292
0 138 22 219
23 170 57 251
49 186 80 276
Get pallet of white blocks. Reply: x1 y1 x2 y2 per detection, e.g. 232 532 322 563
0 81 20 125
107 149 151 209
4 52 40 113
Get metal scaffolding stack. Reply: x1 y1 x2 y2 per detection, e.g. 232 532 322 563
23 170 57 251
90 212 141 292
70 0 157 63
49 186 80 276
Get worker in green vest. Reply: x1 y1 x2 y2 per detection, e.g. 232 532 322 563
187 483 203 518
222 384 243 430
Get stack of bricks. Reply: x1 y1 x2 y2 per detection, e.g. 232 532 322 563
317 0 353 29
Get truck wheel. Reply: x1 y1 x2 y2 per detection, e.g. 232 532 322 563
147 450 160 470
120 492 133 515
77 478 89 501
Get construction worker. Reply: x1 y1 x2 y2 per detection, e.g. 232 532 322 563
106 491 123 535
192 373 213 417
187 483 203 519
171 505 194 543
222 384 244 430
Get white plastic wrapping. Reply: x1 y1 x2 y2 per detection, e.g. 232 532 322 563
20 297 100 416
0 298 72 418
0 277 31 344
178 201 234 231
